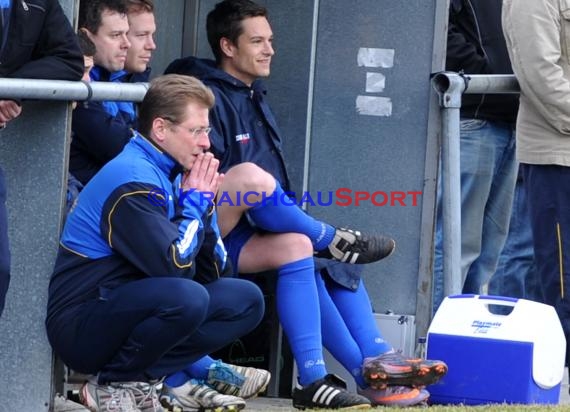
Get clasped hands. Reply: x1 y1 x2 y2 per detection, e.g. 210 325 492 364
180 152 224 197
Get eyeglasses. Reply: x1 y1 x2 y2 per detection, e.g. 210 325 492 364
162 117 212 137
187 126 212 137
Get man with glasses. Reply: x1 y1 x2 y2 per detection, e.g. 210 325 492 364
46 74 265 412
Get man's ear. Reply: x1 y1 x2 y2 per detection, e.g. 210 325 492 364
80 27 94 40
220 37 235 58
152 117 168 142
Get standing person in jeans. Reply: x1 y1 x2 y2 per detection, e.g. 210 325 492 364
166 0 448 408
488 168 543 303
502 0 570 384
46 74 265 412
0 0 83 316
433 0 518 308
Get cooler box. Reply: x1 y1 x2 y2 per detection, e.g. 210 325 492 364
426 294 566 405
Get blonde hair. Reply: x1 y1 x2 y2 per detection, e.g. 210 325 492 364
126 0 154 14
138 74 215 136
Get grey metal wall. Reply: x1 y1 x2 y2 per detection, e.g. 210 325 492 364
152 0 186 78
306 1 442 316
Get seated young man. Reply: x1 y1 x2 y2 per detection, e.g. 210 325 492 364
46 75 266 412
165 0 447 408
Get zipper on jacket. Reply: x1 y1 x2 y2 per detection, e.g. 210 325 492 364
22 1 46 12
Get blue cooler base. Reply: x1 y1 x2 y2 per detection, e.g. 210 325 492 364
427 333 560 405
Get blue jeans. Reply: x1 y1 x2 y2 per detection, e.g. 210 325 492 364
0 167 9 317
488 173 543 302
433 119 517 310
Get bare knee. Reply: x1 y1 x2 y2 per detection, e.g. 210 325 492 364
278 233 313 261
239 233 313 272
223 162 276 194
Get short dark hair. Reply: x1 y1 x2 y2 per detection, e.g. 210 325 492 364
79 0 128 34
206 0 268 64
138 75 215 138
77 31 96 57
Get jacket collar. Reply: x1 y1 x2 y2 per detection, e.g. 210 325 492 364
131 131 183 181
90 65 129 83
170 56 268 95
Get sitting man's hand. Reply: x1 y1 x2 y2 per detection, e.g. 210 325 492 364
181 152 224 195
0 100 22 128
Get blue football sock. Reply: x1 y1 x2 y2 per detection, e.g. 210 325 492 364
165 356 215 387
247 181 335 250
327 279 392 359
164 371 191 388
183 355 215 380
277 257 327 386
315 271 367 388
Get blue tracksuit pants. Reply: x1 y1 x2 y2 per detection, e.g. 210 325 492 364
46 277 264 383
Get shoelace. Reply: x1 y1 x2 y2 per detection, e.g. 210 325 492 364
209 361 245 387
132 380 163 411
105 387 139 412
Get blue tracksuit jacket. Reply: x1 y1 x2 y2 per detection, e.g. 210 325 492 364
46 133 230 324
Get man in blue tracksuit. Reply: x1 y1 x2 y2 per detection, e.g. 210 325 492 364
0 0 83 316
45 75 265 412
165 0 447 408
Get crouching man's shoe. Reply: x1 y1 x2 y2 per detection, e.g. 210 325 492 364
160 379 245 412
80 378 142 412
207 360 271 399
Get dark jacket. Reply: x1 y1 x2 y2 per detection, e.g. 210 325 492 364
0 0 83 80
165 57 363 291
69 66 143 185
165 57 290 190
47 133 230 326
446 0 518 123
